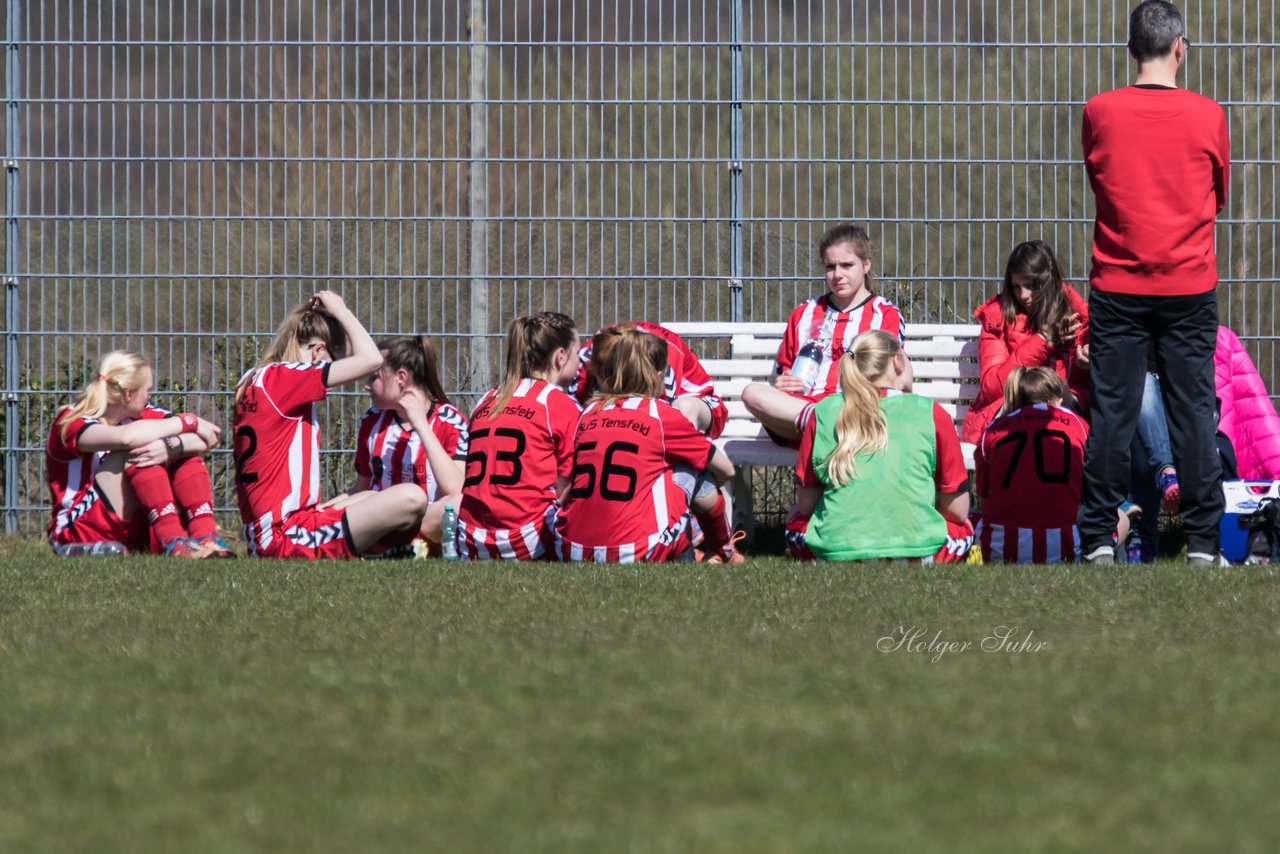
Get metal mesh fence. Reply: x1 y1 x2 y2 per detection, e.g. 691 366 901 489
3 0 1278 536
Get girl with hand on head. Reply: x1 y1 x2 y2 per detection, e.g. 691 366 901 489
457 312 583 561
325 335 468 554
561 324 739 564
232 291 427 559
46 350 227 558
961 239 1090 444
786 330 973 563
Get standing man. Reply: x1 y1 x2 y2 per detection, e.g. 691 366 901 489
1078 1 1229 563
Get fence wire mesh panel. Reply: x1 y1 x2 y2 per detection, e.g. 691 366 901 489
2 0 1278 535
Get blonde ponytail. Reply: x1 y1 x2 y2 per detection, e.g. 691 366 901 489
60 351 150 442
821 330 899 487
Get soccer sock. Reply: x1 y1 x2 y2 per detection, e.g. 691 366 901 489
124 463 187 546
695 494 735 559
171 456 218 540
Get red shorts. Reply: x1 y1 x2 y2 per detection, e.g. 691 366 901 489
249 505 355 559
49 487 137 550
705 398 729 441
643 530 694 563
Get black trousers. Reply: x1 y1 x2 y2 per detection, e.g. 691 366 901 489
1078 289 1224 555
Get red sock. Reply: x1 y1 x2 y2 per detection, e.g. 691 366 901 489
124 463 187 548
171 456 218 539
695 494 734 559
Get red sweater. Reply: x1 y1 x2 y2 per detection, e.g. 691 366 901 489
1082 85 1230 295
960 285 1091 444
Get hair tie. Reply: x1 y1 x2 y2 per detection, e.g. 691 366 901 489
97 374 108 383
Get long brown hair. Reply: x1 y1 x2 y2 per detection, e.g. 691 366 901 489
60 351 151 442
489 312 578 415
822 330 899 487
380 335 448 406
592 324 667 405
235 300 346 406
1002 366 1067 413
999 240 1075 346
818 222 877 296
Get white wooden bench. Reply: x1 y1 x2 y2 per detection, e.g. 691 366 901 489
664 321 982 538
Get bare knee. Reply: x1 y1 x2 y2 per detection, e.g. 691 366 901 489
690 489 720 515
673 396 711 432
741 382 773 415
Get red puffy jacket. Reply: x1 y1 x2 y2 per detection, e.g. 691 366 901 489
961 285 1091 444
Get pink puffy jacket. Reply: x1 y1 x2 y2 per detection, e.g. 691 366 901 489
1215 325 1280 479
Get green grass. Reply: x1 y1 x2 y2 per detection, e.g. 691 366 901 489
3 542 1280 852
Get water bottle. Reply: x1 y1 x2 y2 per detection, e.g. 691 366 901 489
789 339 823 394
53 540 129 557
441 504 459 561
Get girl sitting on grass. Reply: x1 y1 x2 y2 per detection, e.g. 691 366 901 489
232 291 428 559
975 367 1138 563
785 330 972 563
325 335 468 555
561 324 738 563
457 312 583 561
47 350 228 558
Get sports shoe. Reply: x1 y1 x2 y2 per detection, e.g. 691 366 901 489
1157 469 1181 515
195 533 237 559
706 531 747 565
163 536 209 559
1084 545 1116 564
1187 551 1228 566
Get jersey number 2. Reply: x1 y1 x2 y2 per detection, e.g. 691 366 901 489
235 425 259 484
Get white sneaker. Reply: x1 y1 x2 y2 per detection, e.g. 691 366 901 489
1187 552 1228 566
1084 545 1116 564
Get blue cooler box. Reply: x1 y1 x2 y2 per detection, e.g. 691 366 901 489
1220 480 1280 562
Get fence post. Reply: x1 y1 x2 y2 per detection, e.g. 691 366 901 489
4 0 21 534
727 0 745 323
468 0 491 388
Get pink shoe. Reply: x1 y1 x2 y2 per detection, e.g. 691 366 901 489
1158 469 1181 515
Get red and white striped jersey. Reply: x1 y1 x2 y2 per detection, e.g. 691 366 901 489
354 403 469 502
975 402 1087 531
47 407 104 541
233 361 330 550
46 403 174 541
978 522 1080 564
458 378 581 560
775 293 906 401
573 321 728 438
561 396 715 563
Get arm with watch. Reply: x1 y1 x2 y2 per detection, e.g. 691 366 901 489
124 413 221 468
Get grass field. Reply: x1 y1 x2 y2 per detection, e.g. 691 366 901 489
4 541 1280 852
